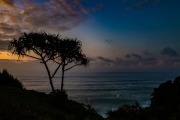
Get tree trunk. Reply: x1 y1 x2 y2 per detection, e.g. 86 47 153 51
49 75 55 92
61 65 65 91
43 61 55 92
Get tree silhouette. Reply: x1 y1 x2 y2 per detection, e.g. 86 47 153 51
8 32 61 92
54 38 89 91
8 32 89 92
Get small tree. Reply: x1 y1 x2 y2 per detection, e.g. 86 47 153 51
8 32 61 92
54 38 89 91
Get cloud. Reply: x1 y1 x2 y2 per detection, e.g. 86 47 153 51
23 0 89 30
92 55 180 71
0 40 9 50
0 0 13 7
90 50 180 71
105 39 113 44
123 0 162 11
161 47 179 57
96 56 114 63
90 49 180 71
92 51 158 68
125 53 142 60
0 0 92 41
124 52 158 66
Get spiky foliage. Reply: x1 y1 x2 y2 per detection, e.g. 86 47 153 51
54 38 89 91
8 32 60 92
8 32 89 92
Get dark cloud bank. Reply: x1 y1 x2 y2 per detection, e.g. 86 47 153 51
161 47 179 57
91 47 180 71
0 40 9 50
123 0 162 10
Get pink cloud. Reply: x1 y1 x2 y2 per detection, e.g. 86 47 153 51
0 0 91 41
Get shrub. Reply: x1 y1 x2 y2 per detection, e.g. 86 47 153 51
49 89 68 101
0 69 23 89
150 76 180 120
106 102 149 120
49 90 68 108
151 76 180 110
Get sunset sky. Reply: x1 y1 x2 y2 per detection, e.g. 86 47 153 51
0 0 180 72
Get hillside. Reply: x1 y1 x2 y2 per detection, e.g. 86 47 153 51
0 85 104 120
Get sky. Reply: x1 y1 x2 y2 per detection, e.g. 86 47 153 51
0 0 180 73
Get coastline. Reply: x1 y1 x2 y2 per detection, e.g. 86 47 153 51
14 71 180 116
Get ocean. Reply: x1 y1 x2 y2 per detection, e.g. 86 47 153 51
14 72 180 116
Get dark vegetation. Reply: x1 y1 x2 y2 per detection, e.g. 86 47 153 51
2 31 180 119
106 76 180 120
1 69 180 120
8 32 89 92
0 70 103 120
150 76 180 120
106 102 150 120
0 69 23 89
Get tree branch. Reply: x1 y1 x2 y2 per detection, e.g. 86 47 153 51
32 48 41 56
45 57 52 63
64 64 81 71
22 54 41 60
53 56 60 60
65 60 72 66
52 63 61 78
43 54 47 59
52 58 62 64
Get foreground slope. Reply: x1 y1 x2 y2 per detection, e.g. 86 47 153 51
0 85 104 120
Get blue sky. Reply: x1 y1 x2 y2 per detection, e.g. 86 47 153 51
0 0 180 72
82 0 180 50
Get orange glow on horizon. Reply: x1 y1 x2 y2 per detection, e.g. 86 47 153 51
0 51 34 61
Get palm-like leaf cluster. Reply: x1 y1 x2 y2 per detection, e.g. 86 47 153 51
55 38 88 66
8 32 59 61
8 31 89 92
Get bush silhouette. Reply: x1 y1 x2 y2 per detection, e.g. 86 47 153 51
106 76 180 120
49 90 68 105
0 69 23 89
106 102 149 120
151 77 180 110
150 76 180 120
